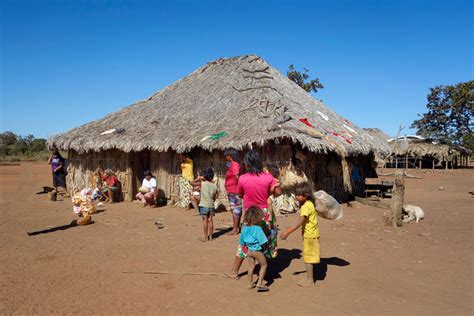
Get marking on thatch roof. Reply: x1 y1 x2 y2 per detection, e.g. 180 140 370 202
242 66 270 73
231 84 283 95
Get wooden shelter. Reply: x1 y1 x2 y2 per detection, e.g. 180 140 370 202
385 137 471 169
48 55 389 203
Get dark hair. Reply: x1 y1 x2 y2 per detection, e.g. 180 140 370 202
224 148 239 161
243 206 264 226
265 163 280 179
243 150 263 175
144 169 152 177
295 182 314 202
52 150 63 159
182 152 193 160
202 168 214 181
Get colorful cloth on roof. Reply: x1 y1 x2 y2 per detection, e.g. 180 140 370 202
299 118 315 128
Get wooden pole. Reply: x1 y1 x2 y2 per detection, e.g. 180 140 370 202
405 154 408 169
384 170 404 227
432 159 435 170
418 158 422 169
124 152 133 202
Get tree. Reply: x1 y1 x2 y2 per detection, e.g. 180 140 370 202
287 65 324 94
29 138 47 153
411 81 473 149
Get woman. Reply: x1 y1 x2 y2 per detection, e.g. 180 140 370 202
174 153 198 210
224 148 242 235
47 150 69 197
225 150 278 279
136 170 157 207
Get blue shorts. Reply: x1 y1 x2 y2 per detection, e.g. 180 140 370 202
199 207 215 217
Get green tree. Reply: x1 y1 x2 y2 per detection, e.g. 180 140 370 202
287 65 324 94
411 81 473 149
0 131 18 156
29 138 47 153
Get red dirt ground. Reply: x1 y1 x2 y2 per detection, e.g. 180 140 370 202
1 162 473 315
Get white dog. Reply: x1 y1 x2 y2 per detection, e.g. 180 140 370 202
402 205 424 223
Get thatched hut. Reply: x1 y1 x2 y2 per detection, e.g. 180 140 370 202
362 128 391 165
48 55 389 203
385 136 471 169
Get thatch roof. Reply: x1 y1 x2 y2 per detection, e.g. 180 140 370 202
362 128 391 154
390 139 471 158
48 55 389 156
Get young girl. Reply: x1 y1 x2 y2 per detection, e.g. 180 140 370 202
198 168 218 242
239 206 269 292
280 183 319 287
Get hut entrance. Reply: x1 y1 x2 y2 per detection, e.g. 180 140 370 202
132 150 151 197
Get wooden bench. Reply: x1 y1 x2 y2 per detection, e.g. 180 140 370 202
364 178 381 198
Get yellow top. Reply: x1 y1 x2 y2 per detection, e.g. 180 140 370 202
300 200 319 238
181 159 194 181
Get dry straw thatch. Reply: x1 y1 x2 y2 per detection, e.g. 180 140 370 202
48 55 389 156
391 139 471 159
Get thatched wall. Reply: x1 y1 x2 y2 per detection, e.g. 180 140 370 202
66 139 375 203
66 149 132 199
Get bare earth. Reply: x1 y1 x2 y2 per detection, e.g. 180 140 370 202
1 162 473 315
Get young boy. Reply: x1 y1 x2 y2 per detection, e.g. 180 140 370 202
198 168 218 242
280 183 319 287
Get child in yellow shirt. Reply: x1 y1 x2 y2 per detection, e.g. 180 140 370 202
280 183 319 287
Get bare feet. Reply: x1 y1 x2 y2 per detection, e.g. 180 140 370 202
223 272 239 279
226 230 238 235
198 237 207 242
297 279 315 287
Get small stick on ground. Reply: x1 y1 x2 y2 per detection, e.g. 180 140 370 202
122 271 224 277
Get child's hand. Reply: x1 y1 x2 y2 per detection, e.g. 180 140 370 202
280 230 289 240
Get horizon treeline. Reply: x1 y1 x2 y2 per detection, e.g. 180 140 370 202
0 131 49 161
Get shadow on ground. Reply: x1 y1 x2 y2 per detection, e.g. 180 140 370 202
293 257 351 281
27 220 95 236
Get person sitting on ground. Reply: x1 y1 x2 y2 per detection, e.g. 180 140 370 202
97 168 119 203
239 206 269 292
280 182 320 287
136 170 157 207
47 150 69 197
198 168 218 242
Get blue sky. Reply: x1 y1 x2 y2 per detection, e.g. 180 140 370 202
1 0 472 139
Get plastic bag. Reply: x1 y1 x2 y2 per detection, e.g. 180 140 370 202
313 190 343 220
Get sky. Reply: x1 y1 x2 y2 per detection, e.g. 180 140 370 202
1 0 472 139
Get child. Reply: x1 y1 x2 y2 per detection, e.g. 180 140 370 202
265 163 282 218
280 183 319 287
239 206 269 292
198 168 218 242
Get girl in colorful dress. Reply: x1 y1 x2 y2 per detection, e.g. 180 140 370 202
239 206 269 292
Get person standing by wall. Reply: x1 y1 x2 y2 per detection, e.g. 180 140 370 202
224 148 242 235
47 150 69 197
